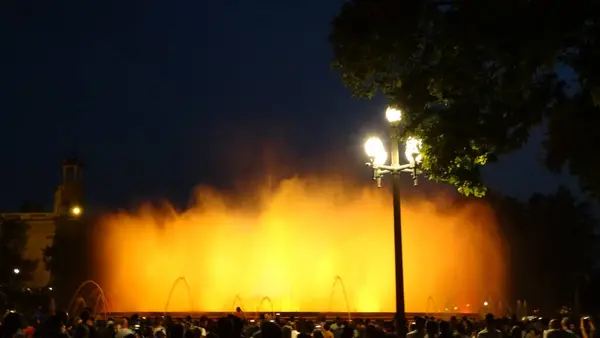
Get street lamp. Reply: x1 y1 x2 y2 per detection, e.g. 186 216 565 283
385 107 402 124
364 106 423 336
70 206 82 217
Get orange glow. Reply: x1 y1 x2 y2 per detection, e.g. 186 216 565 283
96 177 506 313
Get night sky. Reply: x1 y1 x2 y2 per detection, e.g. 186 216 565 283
1 1 578 212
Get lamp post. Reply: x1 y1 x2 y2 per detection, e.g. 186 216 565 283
364 107 423 337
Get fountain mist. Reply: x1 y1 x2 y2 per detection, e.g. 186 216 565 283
95 177 506 313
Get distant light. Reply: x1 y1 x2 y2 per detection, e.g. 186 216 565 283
453 306 458 311
466 304 470 307
483 301 489 306
48 287 53 291
70 206 82 216
385 107 402 123
13 268 20 275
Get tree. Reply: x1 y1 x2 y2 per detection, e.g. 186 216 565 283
43 218 95 307
0 219 37 288
485 187 599 311
329 0 600 197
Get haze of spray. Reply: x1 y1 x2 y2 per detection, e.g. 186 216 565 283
96 177 506 313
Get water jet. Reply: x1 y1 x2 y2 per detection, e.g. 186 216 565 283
329 276 351 321
95 177 507 313
257 296 274 314
164 277 194 314
68 280 109 319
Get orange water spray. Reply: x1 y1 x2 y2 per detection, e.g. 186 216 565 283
95 176 506 313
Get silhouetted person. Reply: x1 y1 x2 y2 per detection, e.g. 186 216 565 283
73 311 92 338
561 318 577 337
2 312 25 338
426 320 439 338
168 323 184 338
115 318 133 338
453 322 468 338
510 326 522 338
215 317 233 338
235 307 244 320
340 327 354 338
407 317 426 338
260 321 282 338
440 321 453 338
477 314 501 338
545 319 576 338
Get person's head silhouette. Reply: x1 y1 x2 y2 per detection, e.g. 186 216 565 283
415 317 426 332
485 314 495 329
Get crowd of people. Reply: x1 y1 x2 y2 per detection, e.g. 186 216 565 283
0 307 596 338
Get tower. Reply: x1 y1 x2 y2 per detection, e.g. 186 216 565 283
53 157 84 217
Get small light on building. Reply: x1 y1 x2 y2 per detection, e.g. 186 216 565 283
70 206 82 216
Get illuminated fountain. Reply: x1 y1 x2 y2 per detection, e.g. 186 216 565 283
164 277 194 314
95 177 506 313
231 294 245 312
68 280 110 319
257 296 274 314
426 296 438 315
329 276 351 320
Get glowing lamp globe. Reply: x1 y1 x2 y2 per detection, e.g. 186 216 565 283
70 206 82 216
385 107 402 123
364 137 388 165
404 137 423 164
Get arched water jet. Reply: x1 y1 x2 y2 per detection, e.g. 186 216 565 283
71 297 87 315
231 294 246 313
426 296 438 315
329 276 351 321
164 277 194 314
257 296 274 314
68 280 110 319
94 293 109 316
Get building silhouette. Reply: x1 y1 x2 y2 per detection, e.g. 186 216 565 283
0 158 84 287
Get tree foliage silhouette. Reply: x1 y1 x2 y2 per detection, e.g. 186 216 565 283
0 219 37 287
488 187 599 310
330 0 600 197
43 218 93 306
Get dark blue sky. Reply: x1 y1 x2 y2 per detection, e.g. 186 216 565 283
0 1 577 212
